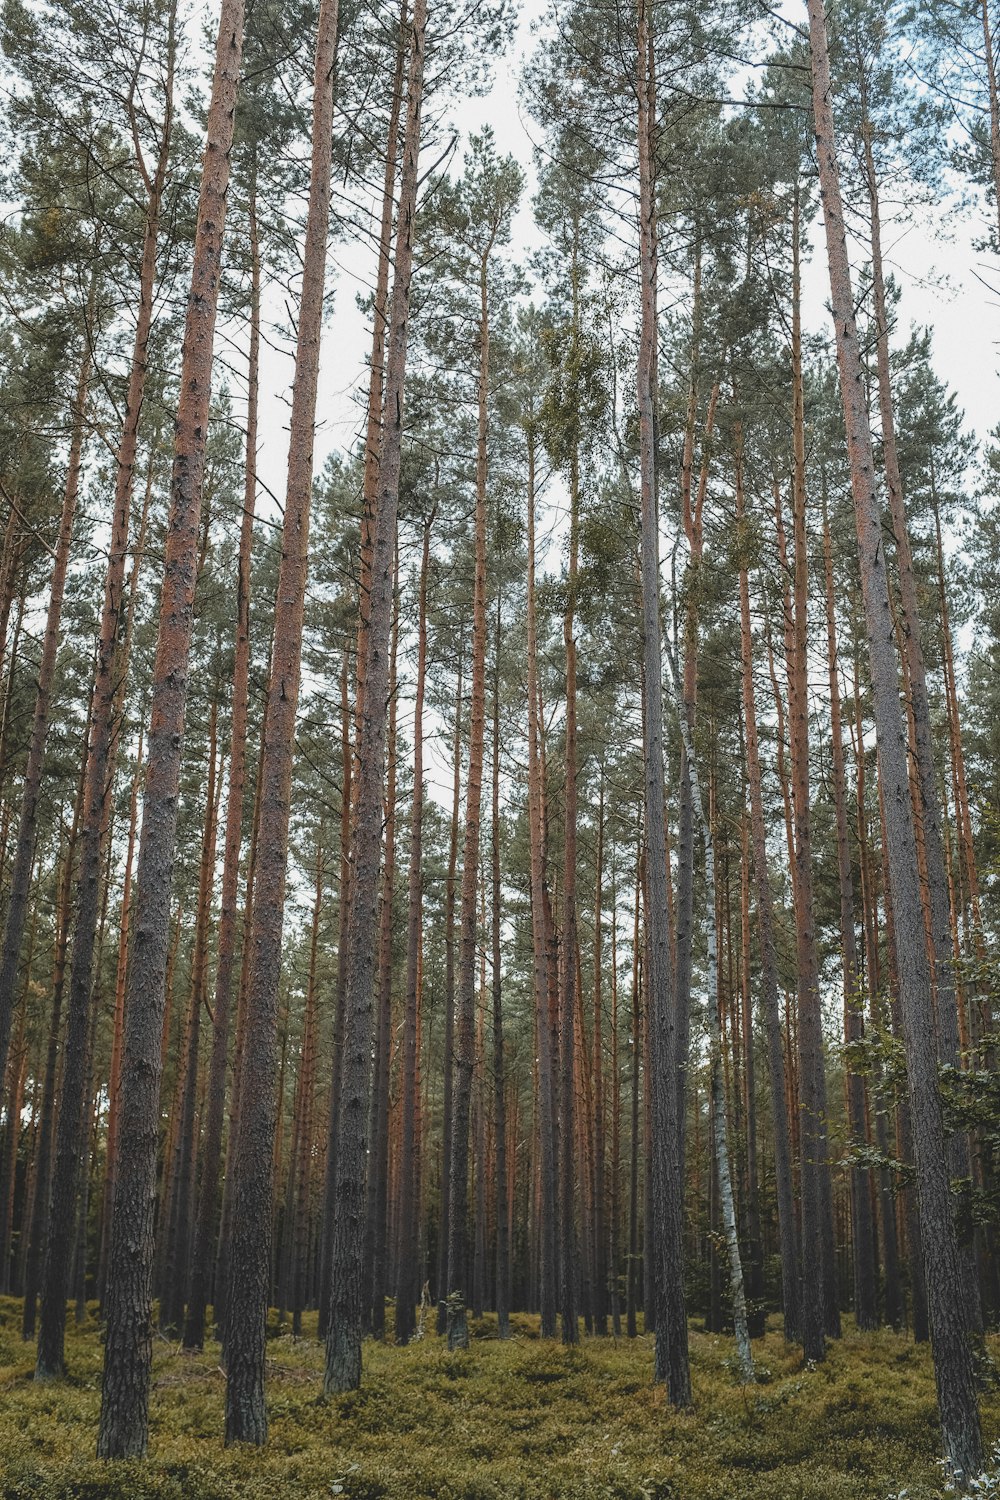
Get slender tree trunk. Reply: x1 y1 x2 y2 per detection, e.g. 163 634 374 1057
324 0 426 1392
215 638 268 1355
626 850 641 1340
291 836 323 1337
365 568 398 1336
878 795 930 1344
854 661 904 1330
436 636 463 1333
667 654 753 1382
98 0 247 1458
608 855 622 1337
224 0 338 1444
737 790 766 1338
446 240 490 1353
735 439 802 1341
318 653 352 1341
472 912 487 1321
525 431 557 1339
822 506 878 1331
491 584 510 1338
787 191 836 1353
159 712 220 1336
183 187 260 1352
592 774 608 1335
637 0 690 1405
559 440 580 1347
673 249 701 1183
318 8 405 1342
806 0 982 1473
97 722 143 1308
395 514 431 1344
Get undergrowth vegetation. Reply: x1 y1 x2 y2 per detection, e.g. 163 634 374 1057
1 1299 998 1500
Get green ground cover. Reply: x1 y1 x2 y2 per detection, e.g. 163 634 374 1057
1 1299 997 1500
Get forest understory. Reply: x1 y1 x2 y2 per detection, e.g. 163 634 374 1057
1 1300 997 1500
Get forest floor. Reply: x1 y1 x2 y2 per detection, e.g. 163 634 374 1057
1 1298 998 1500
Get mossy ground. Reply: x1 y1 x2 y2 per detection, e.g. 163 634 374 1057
1 1298 997 1500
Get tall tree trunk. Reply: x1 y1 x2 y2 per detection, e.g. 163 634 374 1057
735 436 802 1340
626 849 641 1340
97 722 143 1308
854 660 904 1330
592 773 608 1336
559 432 580 1348
324 0 426 1392
525 429 557 1339
472 907 487 1321
365 567 398 1336
637 0 690 1406
667 653 754 1383
673 248 701 1183
159 711 220 1336
318 9 406 1342
98 0 247 1458
738 793 766 1337
608 856 622 1337
395 513 431 1344
318 652 352 1342
183 186 261 1352
491 585 510 1339
224 0 338 1444
822 506 878 1331
787 190 837 1352
215 631 269 1355
436 634 464 1332
291 835 323 1337
446 237 490 1353
806 0 982 1473
878 792 930 1344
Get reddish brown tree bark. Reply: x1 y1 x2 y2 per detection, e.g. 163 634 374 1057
224 0 339 1444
